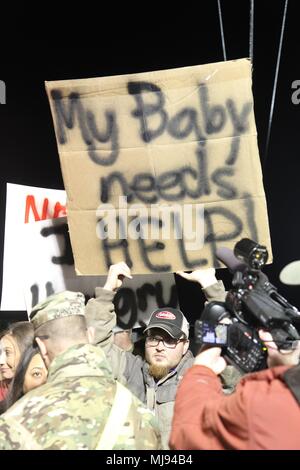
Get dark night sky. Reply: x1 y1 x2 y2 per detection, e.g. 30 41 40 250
1 0 300 324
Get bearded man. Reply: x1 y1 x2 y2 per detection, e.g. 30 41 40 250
85 262 239 449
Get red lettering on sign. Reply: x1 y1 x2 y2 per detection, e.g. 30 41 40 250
24 196 66 223
25 196 49 223
53 202 67 218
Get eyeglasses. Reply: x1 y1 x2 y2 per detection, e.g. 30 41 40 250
145 336 185 349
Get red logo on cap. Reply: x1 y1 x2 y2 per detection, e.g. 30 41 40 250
155 311 176 320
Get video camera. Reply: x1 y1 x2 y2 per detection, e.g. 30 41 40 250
195 238 300 372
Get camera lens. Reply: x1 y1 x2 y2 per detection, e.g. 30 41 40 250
234 238 268 270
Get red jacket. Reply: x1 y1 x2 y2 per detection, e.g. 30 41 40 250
0 381 9 401
169 364 300 450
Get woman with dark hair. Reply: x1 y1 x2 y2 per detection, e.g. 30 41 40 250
0 342 8 401
0 322 34 403
3 345 47 411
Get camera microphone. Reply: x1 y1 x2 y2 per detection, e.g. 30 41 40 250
216 247 247 273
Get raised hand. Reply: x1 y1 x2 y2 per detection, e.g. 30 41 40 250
176 268 218 289
103 262 133 292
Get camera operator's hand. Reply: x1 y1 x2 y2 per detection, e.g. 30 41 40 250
176 268 218 289
259 330 300 368
103 262 133 292
194 346 227 375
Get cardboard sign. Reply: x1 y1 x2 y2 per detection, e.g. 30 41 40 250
1 183 177 325
22 217 177 328
1 183 66 311
46 59 272 275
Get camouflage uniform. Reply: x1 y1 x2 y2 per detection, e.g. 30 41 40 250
0 291 161 450
1 343 160 450
0 416 42 450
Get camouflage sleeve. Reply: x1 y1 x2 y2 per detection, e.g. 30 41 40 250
135 406 162 450
85 287 116 349
0 416 42 450
113 397 162 450
85 287 130 384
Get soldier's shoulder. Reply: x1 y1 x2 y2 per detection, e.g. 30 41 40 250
3 381 54 418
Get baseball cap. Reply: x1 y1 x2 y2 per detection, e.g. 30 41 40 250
29 291 85 330
143 307 189 339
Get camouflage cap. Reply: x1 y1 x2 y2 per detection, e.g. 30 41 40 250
29 291 85 330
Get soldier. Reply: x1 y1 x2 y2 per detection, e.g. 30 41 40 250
0 291 160 450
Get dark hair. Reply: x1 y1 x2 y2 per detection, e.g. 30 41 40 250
0 321 34 357
3 345 40 411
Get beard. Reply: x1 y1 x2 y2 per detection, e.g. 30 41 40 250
148 363 170 380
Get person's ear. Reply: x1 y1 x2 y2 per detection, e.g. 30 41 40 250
183 339 190 355
87 326 95 344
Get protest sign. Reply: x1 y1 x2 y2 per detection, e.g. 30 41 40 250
46 59 272 275
1 183 177 326
22 217 177 327
1 183 66 310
